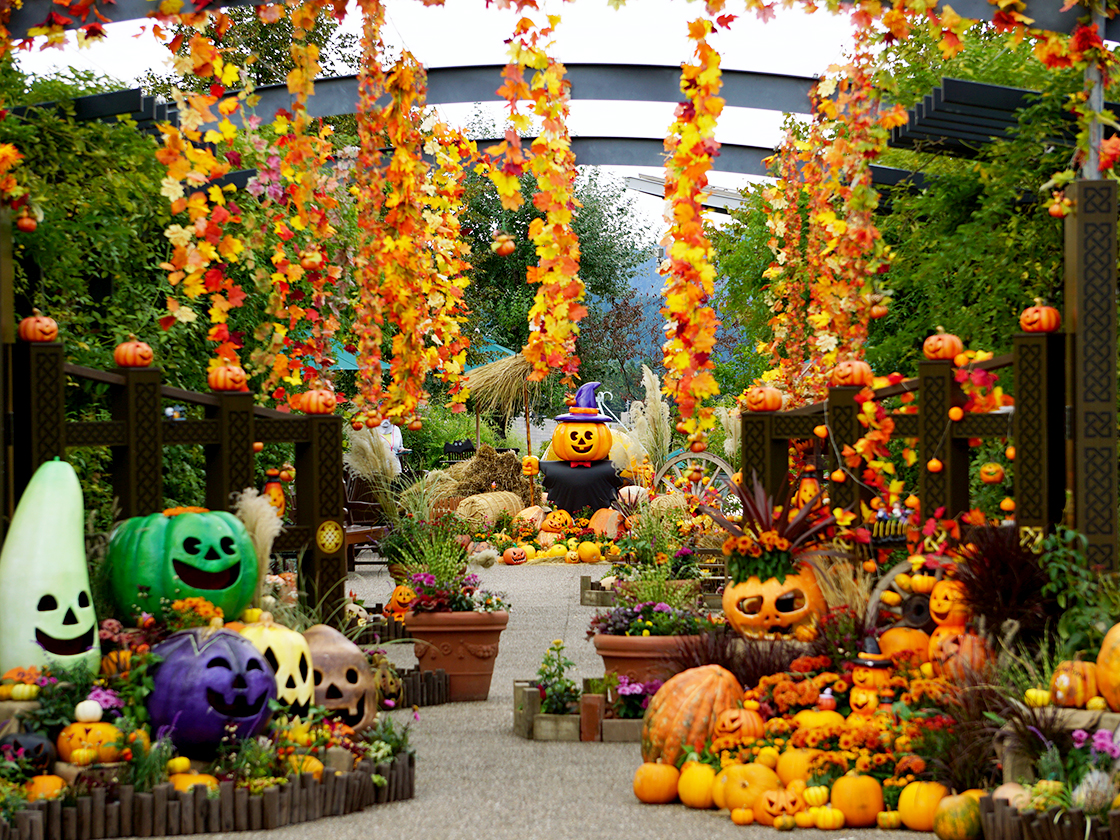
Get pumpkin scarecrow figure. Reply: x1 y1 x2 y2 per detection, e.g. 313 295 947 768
522 382 625 517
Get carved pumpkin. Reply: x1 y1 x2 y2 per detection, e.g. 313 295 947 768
383 585 416 622
722 565 826 637
238 612 315 719
852 662 893 690
107 508 259 621
18 309 58 343
207 364 248 392
744 386 783 412
936 632 991 683
712 707 764 743
847 686 879 718
552 421 612 462
928 580 969 627
293 389 337 415
303 624 379 733
1 733 56 773
756 788 805 826
829 360 873 387
56 722 123 763
1049 661 1098 708
502 546 527 565
923 328 964 361
978 462 1005 484
540 509 573 533
1019 299 1061 333
113 335 154 368
831 773 884 827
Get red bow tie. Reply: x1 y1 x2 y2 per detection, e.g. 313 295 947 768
569 461 592 468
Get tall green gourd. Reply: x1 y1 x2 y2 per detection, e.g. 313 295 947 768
0 459 100 675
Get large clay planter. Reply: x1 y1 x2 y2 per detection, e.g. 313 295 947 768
592 634 696 684
407 610 509 702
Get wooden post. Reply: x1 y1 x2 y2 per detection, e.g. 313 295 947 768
740 411 787 499
10 341 65 500
917 360 969 519
1064 179 1118 568
112 366 164 519
204 391 255 511
1013 333 1066 536
294 414 345 615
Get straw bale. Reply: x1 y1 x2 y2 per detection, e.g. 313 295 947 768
456 491 525 526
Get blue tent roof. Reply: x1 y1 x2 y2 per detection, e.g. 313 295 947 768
330 337 515 371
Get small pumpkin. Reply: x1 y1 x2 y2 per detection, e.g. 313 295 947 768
899 781 948 832
877 810 902 829
910 573 937 594
540 509 573 534
169 773 219 792
113 335 154 368
207 364 248 392
1024 688 1051 707
564 550 580 564
928 579 970 627
712 707 764 743
877 626 932 664
923 327 964 361
287 754 324 781
743 386 783 412
774 814 798 831
294 389 337 415
166 756 191 774
677 761 717 809
829 360 874 387
756 787 805 826
1019 299 1061 333
101 650 131 677
1050 660 1098 708
731 808 756 825
74 699 103 723
795 810 816 828
933 792 983 840
24 775 65 802
1087 695 1108 710
69 747 99 767
632 762 679 804
978 462 1005 484
501 546 527 566
804 785 830 807
18 309 59 343
815 807 847 830
831 773 884 828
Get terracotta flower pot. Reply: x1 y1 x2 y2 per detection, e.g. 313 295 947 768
406 610 509 702
591 634 696 684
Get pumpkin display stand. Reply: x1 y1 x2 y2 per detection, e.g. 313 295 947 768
591 633 698 684
406 610 508 702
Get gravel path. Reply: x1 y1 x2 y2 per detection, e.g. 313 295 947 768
198 562 922 840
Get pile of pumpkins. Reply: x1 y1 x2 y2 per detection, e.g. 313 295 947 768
470 506 627 565
629 665 988 839
1023 621 1120 710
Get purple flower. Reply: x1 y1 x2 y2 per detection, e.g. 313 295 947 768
266 182 285 203
652 603 672 613
1072 729 1089 749
88 686 123 710
1092 729 1113 753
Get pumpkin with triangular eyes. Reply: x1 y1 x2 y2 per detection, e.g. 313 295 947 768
107 509 259 620
540 509 573 534
238 613 315 719
552 421 612 463
303 624 379 733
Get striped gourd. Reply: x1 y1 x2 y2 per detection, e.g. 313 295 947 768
640 665 743 766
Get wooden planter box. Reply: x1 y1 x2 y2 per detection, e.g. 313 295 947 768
579 575 723 610
996 709 1120 784
601 718 644 743
979 796 1120 840
0 754 415 840
513 680 541 739
532 713 581 741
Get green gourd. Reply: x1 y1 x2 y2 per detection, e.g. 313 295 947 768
0 459 100 674
106 509 259 620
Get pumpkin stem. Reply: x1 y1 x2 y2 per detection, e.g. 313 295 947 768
258 611 274 625
1034 297 1045 306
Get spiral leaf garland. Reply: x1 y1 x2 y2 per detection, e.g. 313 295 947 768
660 17 724 445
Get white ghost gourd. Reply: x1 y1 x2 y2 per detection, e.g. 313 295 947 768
0 459 100 674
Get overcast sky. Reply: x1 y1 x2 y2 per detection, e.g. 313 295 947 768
14 0 855 228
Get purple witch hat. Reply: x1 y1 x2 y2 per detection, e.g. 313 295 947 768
554 381 613 423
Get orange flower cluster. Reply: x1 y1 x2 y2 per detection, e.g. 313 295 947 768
721 529 790 557
659 17 723 444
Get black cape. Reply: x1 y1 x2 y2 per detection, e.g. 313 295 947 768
538 460 624 516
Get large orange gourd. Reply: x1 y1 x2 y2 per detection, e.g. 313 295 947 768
641 665 743 767
1097 623 1120 710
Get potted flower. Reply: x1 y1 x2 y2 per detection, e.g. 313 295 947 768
601 673 662 742
699 476 836 640
400 519 509 702
531 641 582 741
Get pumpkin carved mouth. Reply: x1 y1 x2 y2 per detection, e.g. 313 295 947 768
173 559 240 591
206 688 267 718
338 694 367 728
36 626 94 657
287 698 310 720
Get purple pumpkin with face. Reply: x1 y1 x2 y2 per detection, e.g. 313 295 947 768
147 628 276 758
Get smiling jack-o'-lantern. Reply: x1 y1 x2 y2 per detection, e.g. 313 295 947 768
238 612 315 719
502 546 527 565
852 638 894 690
829 360 874 387
756 788 806 826
936 631 991 683
979 462 1006 484
540 509 574 533
722 565 826 637
106 509 260 621
147 626 276 758
744 386 783 412
928 580 970 627
847 686 880 720
553 420 612 463
303 624 379 733
383 585 416 622
0 460 100 675
1019 299 1061 333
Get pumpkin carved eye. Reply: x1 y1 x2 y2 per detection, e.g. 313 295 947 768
299 654 309 682
346 667 360 684
738 596 763 615
246 659 263 671
313 669 323 686
207 657 232 670
78 591 90 608
220 537 236 554
37 595 57 611
184 538 201 555
776 590 807 612
263 647 280 674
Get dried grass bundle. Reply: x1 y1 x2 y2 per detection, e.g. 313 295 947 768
717 404 741 463
232 487 284 606
814 555 874 617
344 424 399 481
453 445 532 505
628 365 673 470
467 353 545 417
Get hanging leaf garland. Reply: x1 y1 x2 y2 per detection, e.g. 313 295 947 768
660 17 724 447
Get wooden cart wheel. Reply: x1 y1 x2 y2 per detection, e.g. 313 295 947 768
865 560 943 635
653 451 740 516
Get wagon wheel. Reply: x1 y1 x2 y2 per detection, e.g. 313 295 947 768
653 450 740 517
865 560 944 635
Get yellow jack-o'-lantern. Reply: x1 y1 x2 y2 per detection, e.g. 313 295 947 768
550 381 614 463
540 509 574 533
929 580 970 627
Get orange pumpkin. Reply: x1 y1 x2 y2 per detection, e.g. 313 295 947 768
878 627 931 664
899 781 948 832
294 389 337 415
207 364 248 392
588 508 624 539
113 335 154 368
923 328 964 361
933 793 984 840
928 579 970 627
18 309 59 343
169 773 219 792
978 462 1005 484
56 722 123 763
755 787 805 826
540 509 573 533
641 665 743 767
937 632 992 683
831 773 884 827
722 565 826 637
910 573 937 594
847 686 879 718
24 775 66 802
776 749 819 786
1019 299 1061 333
502 546 527 565
1096 623 1120 710
1049 661 1098 708
870 303 889 319
722 763 782 814
829 360 873 387
743 386 783 412
552 420 612 462
100 650 131 677
712 707 764 743
632 762 679 804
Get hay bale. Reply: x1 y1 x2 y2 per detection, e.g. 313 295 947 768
452 445 533 506
456 491 525 526
649 493 689 515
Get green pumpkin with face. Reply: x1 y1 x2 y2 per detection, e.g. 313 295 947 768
107 509 259 620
